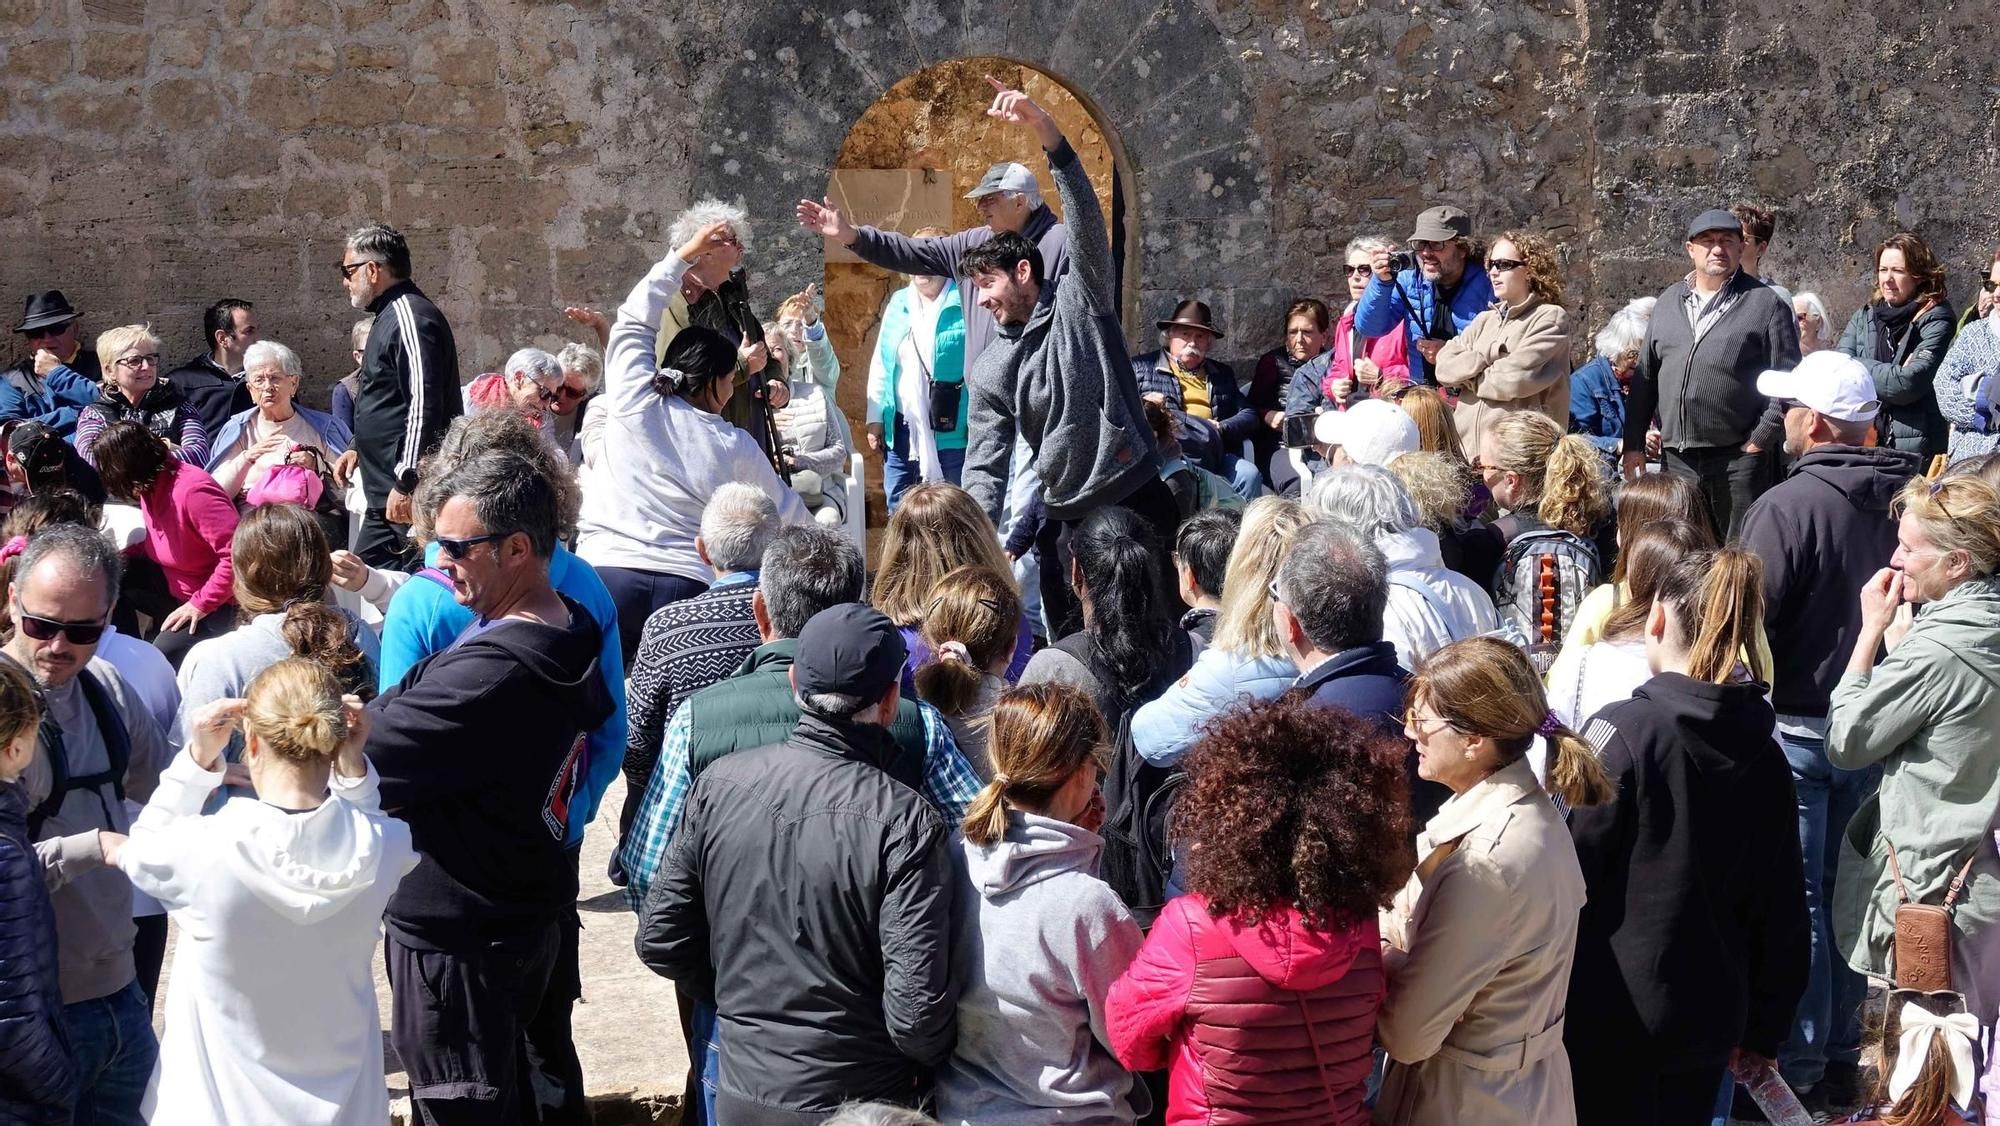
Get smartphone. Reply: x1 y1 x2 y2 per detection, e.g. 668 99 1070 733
1282 413 1317 449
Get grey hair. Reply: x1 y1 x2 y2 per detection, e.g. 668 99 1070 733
556 342 602 390
1345 234 1396 259
1305 465 1421 540
349 317 374 352
820 1103 937 1126
1593 296 1656 359
1793 291 1832 335
429 449 560 559
699 483 780 573
344 223 411 278
242 340 303 378
413 410 582 542
1012 186 1044 211
1276 519 1387 654
667 199 752 256
16 523 122 613
760 525 863 638
503 347 562 387
796 690 878 722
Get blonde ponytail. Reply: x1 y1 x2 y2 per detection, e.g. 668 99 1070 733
1657 547 1766 685
1545 726 1615 809
958 683 1106 847
1538 432 1611 539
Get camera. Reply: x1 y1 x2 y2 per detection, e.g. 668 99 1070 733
1387 251 1417 276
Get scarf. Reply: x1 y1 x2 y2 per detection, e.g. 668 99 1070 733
1871 295 1924 363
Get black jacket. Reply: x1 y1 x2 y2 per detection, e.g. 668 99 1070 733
1566 675 1808 1067
1835 302 1956 457
0 782 73 1123
353 280 461 507
1294 641 1442 825
367 597 611 948
1625 271 1800 451
1739 444 1918 717
637 713 955 1123
163 354 250 439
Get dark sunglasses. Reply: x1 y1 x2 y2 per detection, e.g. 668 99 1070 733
21 324 69 342
1983 278 1999 292
1486 258 1526 273
1342 264 1373 278
336 261 374 280
434 531 513 560
14 608 106 645
553 383 587 403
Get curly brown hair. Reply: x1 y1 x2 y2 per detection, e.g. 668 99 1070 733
1175 692 1414 933
1494 230 1566 309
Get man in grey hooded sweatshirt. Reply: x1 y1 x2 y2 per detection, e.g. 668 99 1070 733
957 79 1176 635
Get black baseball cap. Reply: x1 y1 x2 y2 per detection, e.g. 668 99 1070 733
793 603 907 703
1685 208 1743 240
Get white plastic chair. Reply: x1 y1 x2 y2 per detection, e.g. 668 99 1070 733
843 450 867 549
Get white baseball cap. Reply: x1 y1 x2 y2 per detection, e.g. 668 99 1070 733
1313 398 1420 467
1755 351 1881 423
965 162 1038 199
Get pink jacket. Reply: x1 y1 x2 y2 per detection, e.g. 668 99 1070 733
1323 305 1412 405
1106 894 1382 1125
137 460 238 614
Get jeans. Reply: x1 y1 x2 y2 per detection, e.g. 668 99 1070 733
1224 453 1264 501
63 979 157 1126
1777 729 1880 1090
881 414 965 513
1662 443 1771 543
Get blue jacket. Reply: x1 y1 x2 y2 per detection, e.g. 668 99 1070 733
1294 640 1449 830
1568 356 1626 456
1353 264 1495 384
1130 646 1296 767
0 781 74 1123
205 405 353 473
377 543 628 847
0 358 100 437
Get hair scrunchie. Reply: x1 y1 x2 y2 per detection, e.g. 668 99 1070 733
652 366 697 397
936 640 973 665
0 536 26 566
1536 710 1562 737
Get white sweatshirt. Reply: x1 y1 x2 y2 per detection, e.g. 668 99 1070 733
574 253 810 578
120 754 418 1126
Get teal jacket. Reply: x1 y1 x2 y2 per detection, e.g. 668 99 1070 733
1829 576 2000 999
869 284 968 449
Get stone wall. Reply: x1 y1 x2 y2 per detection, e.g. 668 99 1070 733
1 0 1995 405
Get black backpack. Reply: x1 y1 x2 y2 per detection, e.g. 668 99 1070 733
16 663 132 839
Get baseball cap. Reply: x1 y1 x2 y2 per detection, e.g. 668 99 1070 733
6 422 64 478
1313 399 1420 467
793 603 909 704
1408 205 1471 243
965 162 1038 200
1756 351 1881 423
1685 208 1742 240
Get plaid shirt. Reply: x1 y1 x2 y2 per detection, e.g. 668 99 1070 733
616 695 979 911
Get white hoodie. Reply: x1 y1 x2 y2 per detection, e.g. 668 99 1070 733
1376 527 1500 671
120 753 418 1126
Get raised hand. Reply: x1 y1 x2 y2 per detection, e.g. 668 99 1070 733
563 305 611 349
795 197 856 246
795 282 819 324
184 698 245 771
675 219 740 267
983 76 1062 149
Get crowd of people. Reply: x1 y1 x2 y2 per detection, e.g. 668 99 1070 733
1 77 1998 1126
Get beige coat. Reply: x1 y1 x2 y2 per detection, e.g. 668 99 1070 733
1375 757 1584 1126
1433 296 1573 455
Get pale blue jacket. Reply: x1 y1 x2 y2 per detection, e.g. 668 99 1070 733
1130 646 1297 768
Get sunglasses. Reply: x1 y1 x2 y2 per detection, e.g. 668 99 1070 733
1404 708 1454 735
553 383 587 403
1983 278 1999 293
336 260 375 280
1486 258 1526 274
1343 265 1373 278
14 605 106 645
434 531 513 560
22 324 69 342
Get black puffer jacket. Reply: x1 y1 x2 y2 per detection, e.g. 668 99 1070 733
637 713 955 1125
1739 443 1919 717
0 781 74 1123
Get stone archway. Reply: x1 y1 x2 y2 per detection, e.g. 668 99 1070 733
681 0 1277 350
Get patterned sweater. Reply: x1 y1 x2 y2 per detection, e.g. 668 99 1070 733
621 574 761 795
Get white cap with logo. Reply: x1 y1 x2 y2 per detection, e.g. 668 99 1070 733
1313 398 1421 467
1755 351 1882 423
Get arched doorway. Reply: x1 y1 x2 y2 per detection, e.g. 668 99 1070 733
815 58 1140 530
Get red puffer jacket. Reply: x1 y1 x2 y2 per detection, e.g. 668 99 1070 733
1105 893 1382 1125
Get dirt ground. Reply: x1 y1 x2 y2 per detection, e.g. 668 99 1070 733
153 775 690 1124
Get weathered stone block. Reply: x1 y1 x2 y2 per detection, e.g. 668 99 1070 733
343 42 405 70
258 0 338 29
145 77 230 129
245 74 314 131
412 37 498 86
79 31 147 78
9 39 72 84
315 73 412 128
152 25 210 68
50 87 141 132
400 85 507 130
0 0 38 37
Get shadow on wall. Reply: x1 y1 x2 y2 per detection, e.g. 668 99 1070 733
803 57 1129 535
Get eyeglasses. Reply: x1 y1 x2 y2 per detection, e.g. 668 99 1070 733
1983 278 1999 293
13 602 106 645
247 372 295 388
434 532 512 560
553 383 587 403
1343 264 1373 278
1404 708 1455 737
1267 578 1284 603
1486 258 1525 274
336 260 376 280
534 384 560 406
113 353 160 370
435 532 514 560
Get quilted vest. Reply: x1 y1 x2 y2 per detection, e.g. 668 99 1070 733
684 639 930 790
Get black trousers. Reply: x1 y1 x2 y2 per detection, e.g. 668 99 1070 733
1570 1057 1726 1126
1033 476 1184 640
1662 444 1771 544
524 852 591 1125
132 913 167 1011
387 923 561 1126
356 505 418 571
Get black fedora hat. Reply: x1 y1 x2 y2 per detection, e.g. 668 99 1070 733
1157 298 1223 340
15 291 80 334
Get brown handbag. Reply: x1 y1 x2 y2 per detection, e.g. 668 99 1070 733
1884 838 1981 993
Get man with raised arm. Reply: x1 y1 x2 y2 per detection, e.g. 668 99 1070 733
947 79 1173 636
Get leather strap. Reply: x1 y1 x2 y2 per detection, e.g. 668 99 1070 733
1885 835 1982 912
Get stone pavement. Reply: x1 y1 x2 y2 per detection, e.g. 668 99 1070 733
155 775 690 1124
